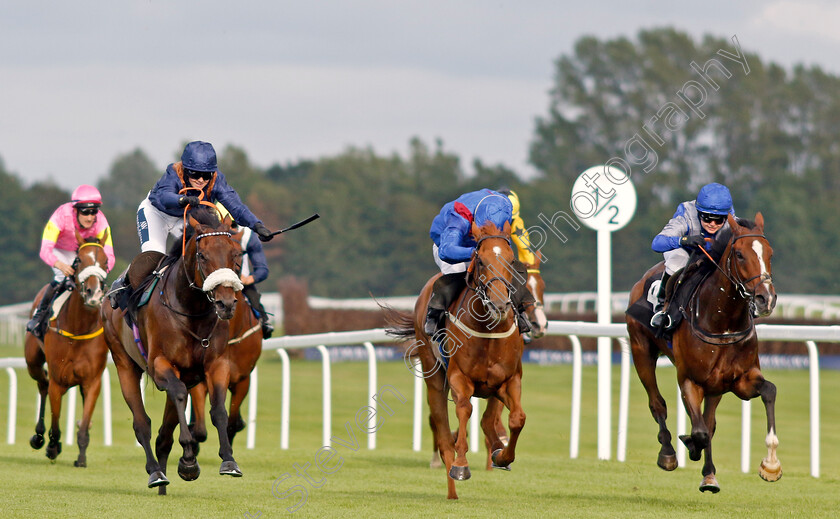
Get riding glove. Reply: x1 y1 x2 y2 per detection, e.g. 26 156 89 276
178 195 202 207
680 235 706 248
253 222 273 242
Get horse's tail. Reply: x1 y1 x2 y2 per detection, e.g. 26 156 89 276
379 303 416 342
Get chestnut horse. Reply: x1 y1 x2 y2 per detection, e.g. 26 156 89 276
429 252 547 470
186 293 263 460
626 213 780 492
387 220 526 500
25 230 110 467
101 205 244 489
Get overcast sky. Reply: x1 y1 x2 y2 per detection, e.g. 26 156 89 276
3 1 840 191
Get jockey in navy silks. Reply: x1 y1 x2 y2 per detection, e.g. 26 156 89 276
110 141 275 309
424 188 536 338
649 182 735 331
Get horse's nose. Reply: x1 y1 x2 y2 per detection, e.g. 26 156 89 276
214 299 236 320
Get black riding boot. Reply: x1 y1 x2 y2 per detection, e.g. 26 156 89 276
27 280 62 340
243 284 273 339
650 272 671 329
424 273 466 337
108 275 128 310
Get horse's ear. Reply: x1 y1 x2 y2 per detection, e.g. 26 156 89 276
222 214 233 228
188 215 200 229
754 212 764 230
726 213 738 232
502 220 511 235
100 227 110 246
471 221 481 239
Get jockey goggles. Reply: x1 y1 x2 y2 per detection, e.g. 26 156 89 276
185 168 214 181
77 207 99 216
698 212 725 224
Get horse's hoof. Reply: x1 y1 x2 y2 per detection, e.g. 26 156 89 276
679 435 702 462
699 474 720 493
448 465 471 481
499 435 510 448
73 459 87 468
491 449 512 471
148 471 170 488
220 460 243 477
178 458 201 481
759 460 782 482
30 434 45 450
657 453 678 471
46 442 61 460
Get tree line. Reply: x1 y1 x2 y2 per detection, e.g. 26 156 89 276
3 28 840 305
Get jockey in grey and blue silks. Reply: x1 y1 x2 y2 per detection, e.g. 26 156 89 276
652 182 735 275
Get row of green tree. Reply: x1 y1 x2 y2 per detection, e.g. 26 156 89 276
3 28 839 305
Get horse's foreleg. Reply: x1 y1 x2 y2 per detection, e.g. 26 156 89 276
756 378 782 482
114 358 167 488
699 395 722 493
188 384 208 456
447 371 473 482
154 395 180 495
227 377 250 445
152 358 199 482
428 412 443 469
679 379 708 462
206 362 241 477
25 340 48 450
74 377 102 468
491 374 525 469
45 380 66 461
481 397 505 470
630 332 676 470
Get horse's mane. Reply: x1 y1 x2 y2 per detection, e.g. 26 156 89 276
82 236 100 244
708 217 758 261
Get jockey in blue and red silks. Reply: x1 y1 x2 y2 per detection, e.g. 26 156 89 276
649 182 736 331
424 188 536 338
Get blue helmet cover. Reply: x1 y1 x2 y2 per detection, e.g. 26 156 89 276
696 182 732 215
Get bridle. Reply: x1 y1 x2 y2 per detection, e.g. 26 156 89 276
698 233 773 309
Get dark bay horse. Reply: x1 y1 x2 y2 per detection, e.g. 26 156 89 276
387 220 526 500
101 205 245 490
187 292 263 457
429 252 547 470
25 229 110 467
626 213 780 492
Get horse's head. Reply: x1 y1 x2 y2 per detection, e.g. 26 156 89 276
725 212 777 317
186 206 244 320
525 252 547 338
74 228 109 308
468 220 515 325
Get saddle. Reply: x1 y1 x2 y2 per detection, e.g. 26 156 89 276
626 257 712 339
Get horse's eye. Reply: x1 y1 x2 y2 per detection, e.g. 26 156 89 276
735 251 744 260
196 252 206 261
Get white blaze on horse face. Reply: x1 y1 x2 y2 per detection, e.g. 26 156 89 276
528 275 548 331
751 240 770 285
493 246 501 256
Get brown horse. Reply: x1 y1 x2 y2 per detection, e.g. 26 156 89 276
429 252 547 470
626 213 780 492
25 229 110 467
101 205 244 490
387 220 526 500
186 292 263 457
